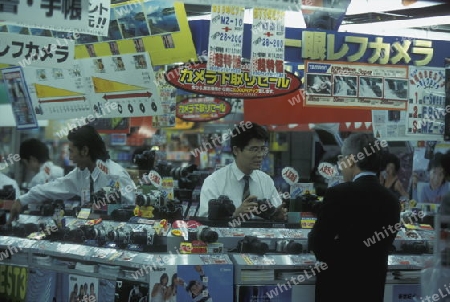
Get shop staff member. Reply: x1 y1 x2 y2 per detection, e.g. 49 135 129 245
19 138 64 188
199 122 284 220
309 134 400 302
10 125 136 221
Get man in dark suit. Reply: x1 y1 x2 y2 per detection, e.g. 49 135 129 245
309 134 400 302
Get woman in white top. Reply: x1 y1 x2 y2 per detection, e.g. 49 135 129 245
151 273 168 302
164 273 178 302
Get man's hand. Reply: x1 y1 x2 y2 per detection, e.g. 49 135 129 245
9 199 22 223
272 204 287 221
233 195 258 217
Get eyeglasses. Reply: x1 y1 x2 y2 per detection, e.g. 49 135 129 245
244 146 269 155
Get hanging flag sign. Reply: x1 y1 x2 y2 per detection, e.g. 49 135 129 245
165 62 301 99
0 33 75 69
207 4 245 74
1 67 39 130
0 0 110 36
250 8 285 78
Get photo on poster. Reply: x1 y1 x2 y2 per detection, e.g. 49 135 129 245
305 74 332 95
68 275 99 302
134 38 146 52
384 78 408 100
7 25 30 35
115 3 150 38
30 28 53 37
333 75 357 97
115 278 149 302
100 10 122 42
176 265 233 302
113 57 126 71
359 77 383 98
109 41 120 55
143 0 180 35
150 268 177 302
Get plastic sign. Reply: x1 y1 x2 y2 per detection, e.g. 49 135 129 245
146 170 162 188
165 62 301 99
318 162 338 179
282 167 299 185
176 97 231 122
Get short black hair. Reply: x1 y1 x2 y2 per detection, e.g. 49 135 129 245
19 138 49 163
186 280 200 292
429 152 444 172
230 122 268 157
67 125 109 161
442 151 450 176
382 153 400 172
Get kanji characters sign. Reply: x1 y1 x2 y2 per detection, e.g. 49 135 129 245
0 33 74 68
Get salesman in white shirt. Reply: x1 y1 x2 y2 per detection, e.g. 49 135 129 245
19 138 64 188
10 125 136 221
199 122 285 220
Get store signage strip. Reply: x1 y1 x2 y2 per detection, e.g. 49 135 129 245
179 0 300 11
0 33 75 69
0 0 110 36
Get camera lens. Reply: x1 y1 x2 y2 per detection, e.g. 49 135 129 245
198 227 218 243
285 241 302 254
252 241 268 254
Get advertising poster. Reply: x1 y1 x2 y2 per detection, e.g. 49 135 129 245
0 32 75 69
1 67 39 130
68 275 99 302
0 0 110 36
152 66 176 127
80 52 163 118
149 268 177 302
371 110 408 140
207 4 245 74
406 66 446 137
22 63 92 120
176 265 233 302
250 8 285 78
115 278 149 302
0 265 28 302
304 60 409 110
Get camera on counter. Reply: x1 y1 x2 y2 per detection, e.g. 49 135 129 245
195 225 218 244
276 240 303 254
136 191 164 207
237 236 268 255
0 185 15 200
91 188 122 207
208 195 236 220
253 199 277 220
134 150 156 172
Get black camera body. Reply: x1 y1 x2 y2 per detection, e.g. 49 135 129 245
208 195 236 220
196 225 218 243
0 185 15 200
276 240 303 254
253 199 277 220
237 236 268 255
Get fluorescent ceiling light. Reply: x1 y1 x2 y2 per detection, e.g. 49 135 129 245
346 0 443 15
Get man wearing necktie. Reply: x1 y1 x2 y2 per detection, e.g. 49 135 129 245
10 125 136 221
199 122 286 221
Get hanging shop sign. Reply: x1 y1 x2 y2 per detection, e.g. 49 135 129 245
0 0 110 36
207 4 245 74
304 60 409 110
1 67 39 130
165 62 301 98
181 0 300 11
0 33 75 69
176 97 231 122
250 8 285 78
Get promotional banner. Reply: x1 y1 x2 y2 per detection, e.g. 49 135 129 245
250 8 285 78
0 0 110 36
207 4 245 74
304 60 409 110
1 67 39 130
372 110 408 140
152 66 177 127
80 52 163 118
180 0 301 10
165 62 301 99
176 97 231 122
0 33 75 69
0 265 28 302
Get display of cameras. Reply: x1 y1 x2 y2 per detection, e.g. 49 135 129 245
108 228 130 244
208 195 236 220
136 191 164 207
237 236 268 255
130 226 154 245
276 240 303 254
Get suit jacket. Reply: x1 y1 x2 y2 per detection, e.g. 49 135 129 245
309 175 400 302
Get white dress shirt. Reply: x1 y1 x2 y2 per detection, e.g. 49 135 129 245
20 159 136 205
198 162 281 217
29 161 64 188
0 172 20 200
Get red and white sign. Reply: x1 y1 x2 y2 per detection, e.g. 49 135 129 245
146 170 162 188
282 167 299 185
318 162 338 179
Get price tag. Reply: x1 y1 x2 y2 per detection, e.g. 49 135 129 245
318 162 338 179
282 167 299 185
77 208 91 219
147 170 162 188
392 284 420 302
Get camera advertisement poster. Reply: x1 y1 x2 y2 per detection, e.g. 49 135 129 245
304 60 408 110
68 275 98 302
114 279 149 302
175 265 233 302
